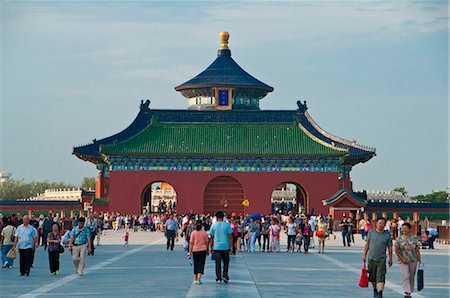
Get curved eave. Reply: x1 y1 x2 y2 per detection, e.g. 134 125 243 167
72 107 152 164
301 111 376 165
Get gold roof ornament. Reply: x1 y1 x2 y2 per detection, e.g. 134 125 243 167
219 31 230 49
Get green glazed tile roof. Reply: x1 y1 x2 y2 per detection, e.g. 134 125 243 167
101 123 348 157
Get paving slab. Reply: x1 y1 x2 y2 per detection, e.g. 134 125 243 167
0 231 448 297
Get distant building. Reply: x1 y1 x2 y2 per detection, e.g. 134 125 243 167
0 171 11 184
364 190 413 202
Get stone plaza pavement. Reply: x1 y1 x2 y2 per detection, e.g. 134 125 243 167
0 230 448 297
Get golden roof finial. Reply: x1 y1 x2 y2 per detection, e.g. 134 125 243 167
219 32 230 49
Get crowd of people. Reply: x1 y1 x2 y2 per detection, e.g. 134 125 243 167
0 210 440 297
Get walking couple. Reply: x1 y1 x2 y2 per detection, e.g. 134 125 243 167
189 211 233 284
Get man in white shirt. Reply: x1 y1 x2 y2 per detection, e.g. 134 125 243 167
13 216 38 276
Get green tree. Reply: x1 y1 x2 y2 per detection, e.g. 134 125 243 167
392 187 408 196
80 177 96 190
411 191 449 203
0 179 76 200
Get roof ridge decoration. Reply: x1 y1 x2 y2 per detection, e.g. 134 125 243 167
304 111 376 153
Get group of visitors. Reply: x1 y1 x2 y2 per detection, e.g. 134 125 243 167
0 210 435 298
0 212 98 277
363 217 422 298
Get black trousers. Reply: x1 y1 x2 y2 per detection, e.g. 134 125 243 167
342 231 350 246
19 248 33 275
287 235 296 249
214 250 230 281
262 234 270 251
193 251 207 274
166 230 175 250
48 250 60 273
303 235 310 252
90 234 96 254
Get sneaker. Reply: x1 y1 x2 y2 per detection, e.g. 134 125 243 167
223 277 229 284
5 263 10 269
192 280 197 284
55 270 60 275
198 280 202 285
51 272 56 275
216 279 221 284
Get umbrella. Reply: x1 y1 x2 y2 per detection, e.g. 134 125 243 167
250 213 262 220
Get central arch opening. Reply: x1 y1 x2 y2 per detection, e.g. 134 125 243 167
271 182 307 215
141 182 177 214
203 176 245 214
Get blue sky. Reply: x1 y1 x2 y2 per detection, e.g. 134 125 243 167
1 1 448 195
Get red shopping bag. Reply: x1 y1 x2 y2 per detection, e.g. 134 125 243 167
359 263 369 288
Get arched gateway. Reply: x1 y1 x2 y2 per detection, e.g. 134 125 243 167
204 176 245 214
73 32 376 216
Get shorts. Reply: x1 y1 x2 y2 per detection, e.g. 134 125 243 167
368 259 387 283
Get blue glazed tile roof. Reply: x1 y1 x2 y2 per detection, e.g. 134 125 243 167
175 49 273 99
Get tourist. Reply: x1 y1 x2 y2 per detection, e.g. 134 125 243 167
1 217 15 268
426 227 438 249
209 211 232 284
13 215 38 276
248 217 257 253
308 215 317 248
348 216 356 244
123 230 129 247
391 219 398 240
285 217 297 253
362 217 393 298
238 217 246 252
47 222 61 275
316 217 327 254
302 218 312 254
359 217 367 240
340 215 350 247
255 218 262 252
85 214 98 255
189 219 209 284
68 217 92 276
41 213 54 250
395 223 421 298
164 213 179 251
261 216 270 252
38 214 45 245
230 218 239 255
327 214 336 240
397 216 404 235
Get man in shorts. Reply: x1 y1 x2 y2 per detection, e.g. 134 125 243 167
362 217 393 298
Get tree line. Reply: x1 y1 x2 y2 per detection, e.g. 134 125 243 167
0 177 96 200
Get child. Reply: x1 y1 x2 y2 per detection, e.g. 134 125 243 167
123 230 129 247
269 218 280 253
295 232 302 253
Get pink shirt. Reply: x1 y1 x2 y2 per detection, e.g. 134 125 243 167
189 230 209 252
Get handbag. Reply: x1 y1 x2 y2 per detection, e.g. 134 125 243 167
58 244 65 254
6 247 17 260
359 263 369 287
417 262 424 291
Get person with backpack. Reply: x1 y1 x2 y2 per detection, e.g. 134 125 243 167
1 217 15 268
68 217 92 276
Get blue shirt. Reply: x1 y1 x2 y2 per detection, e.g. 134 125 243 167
72 226 91 245
85 219 98 233
210 221 232 250
15 224 37 249
165 219 178 231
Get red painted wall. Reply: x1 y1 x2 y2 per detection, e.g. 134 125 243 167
108 170 341 215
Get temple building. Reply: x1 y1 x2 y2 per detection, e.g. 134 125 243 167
73 32 377 216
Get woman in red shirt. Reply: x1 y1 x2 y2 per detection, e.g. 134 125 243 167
189 220 210 284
